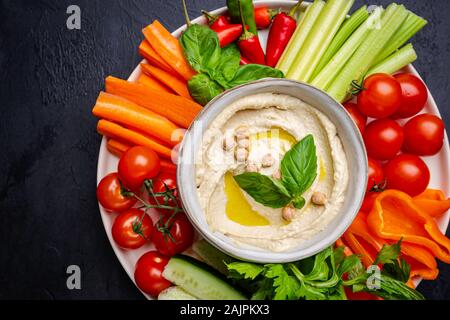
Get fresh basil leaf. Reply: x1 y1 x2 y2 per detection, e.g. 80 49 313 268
228 64 285 88
226 262 265 280
234 172 292 208
281 134 318 197
188 73 224 106
213 44 241 88
180 24 221 73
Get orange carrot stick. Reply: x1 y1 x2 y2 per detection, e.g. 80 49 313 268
98 120 173 159
137 73 173 94
105 76 201 128
107 138 177 174
93 92 181 146
142 21 196 81
141 63 192 99
139 40 178 76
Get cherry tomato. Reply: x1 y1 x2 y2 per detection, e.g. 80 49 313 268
392 73 428 119
112 209 153 249
403 114 445 156
134 251 172 297
363 119 404 160
118 146 161 191
344 102 367 134
153 213 195 257
149 173 179 215
384 154 430 197
357 73 402 119
96 173 136 212
367 158 385 193
360 192 379 213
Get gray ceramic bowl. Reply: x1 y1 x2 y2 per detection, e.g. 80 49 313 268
177 79 367 263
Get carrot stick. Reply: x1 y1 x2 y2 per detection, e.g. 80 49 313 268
139 40 178 76
105 76 201 128
142 20 196 81
141 63 192 100
137 73 173 94
93 92 182 146
98 120 173 159
107 138 177 174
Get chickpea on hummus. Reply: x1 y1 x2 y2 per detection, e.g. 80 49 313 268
195 93 349 252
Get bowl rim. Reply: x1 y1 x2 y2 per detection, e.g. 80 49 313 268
177 78 368 263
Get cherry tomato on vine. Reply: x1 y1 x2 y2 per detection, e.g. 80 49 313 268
344 102 367 134
403 114 445 156
366 158 385 193
96 173 136 212
384 154 430 197
149 173 179 215
153 213 195 257
363 119 404 160
357 73 402 119
134 251 172 297
392 73 428 119
112 209 153 249
118 146 161 191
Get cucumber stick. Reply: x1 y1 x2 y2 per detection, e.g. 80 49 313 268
287 0 354 83
276 0 326 75
192 240 236 275
326 4 409 102
367 43 417 76
163 255 247 300
312 5 369 79
158 286 198 300
311 6 383 90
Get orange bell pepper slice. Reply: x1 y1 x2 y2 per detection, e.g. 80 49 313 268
413 189 450 218
367 190 450 264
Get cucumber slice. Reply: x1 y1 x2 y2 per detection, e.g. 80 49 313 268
163 255 247 300
158 286 198 300
192 240 236 275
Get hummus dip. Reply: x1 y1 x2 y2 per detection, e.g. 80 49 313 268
195 93 349 252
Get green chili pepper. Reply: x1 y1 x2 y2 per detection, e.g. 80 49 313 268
227 0 258 35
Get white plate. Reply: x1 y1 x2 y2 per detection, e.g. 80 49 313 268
96 0 450 299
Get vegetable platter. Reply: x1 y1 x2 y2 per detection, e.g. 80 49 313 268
94 0 450 300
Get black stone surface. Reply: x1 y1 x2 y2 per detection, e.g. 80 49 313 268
0 0 449 300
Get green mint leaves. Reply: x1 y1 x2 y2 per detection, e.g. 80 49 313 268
180 24 284 106
234 135 318 209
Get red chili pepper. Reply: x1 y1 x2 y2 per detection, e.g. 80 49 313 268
202 10 231 31
254 6 279 29
237 2 266 65
240 55 251 65
266 1 303 68
216 24 244 48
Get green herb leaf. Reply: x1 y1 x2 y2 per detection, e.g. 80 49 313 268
281 135 318 197
374 239 411 283
251 278 274 300
180 24 221 73
234 172 292 208
188 74 224 106
212 44 241 88
375 240 402 265
226 262 265 280
265 264 302 300
228 64 285 87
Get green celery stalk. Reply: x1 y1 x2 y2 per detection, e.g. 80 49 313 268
374 12 427 65
276 0 326 74
326 4 409 102
312 5 369 79
367 43 417 76
287 0 355 83
311 6 383 91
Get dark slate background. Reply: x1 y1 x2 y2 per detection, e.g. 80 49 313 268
0 0 449 300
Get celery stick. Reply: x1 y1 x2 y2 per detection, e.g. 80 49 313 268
326 4 409 102
312 6 369 79
311 7 383 91
287 0 355 83
374 12 427 65
367 43 417 76
276 0 326 75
